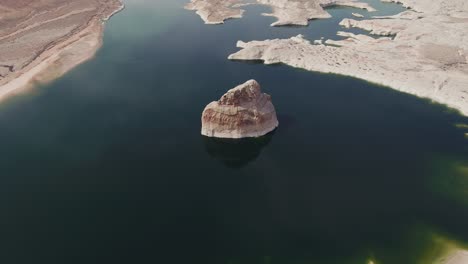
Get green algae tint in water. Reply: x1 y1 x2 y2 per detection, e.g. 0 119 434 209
0 0 467 263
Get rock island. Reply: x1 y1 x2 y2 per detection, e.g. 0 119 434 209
201 80 279 139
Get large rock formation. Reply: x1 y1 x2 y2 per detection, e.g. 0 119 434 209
201 80 278 138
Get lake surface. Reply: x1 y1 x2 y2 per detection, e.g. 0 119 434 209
0 0 467 263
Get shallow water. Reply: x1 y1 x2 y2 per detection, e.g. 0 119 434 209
0 0 467 263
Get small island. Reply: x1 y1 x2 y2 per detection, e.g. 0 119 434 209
201 80 278 139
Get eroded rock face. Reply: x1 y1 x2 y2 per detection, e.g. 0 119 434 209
201 80 278 138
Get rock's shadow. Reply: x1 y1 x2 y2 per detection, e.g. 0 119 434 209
203 130 275 168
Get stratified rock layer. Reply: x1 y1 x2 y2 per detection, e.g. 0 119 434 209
201 80 278 138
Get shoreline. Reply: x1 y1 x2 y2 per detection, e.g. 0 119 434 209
231 45 468 117
227 1 468 117
185 0 376 26
0 0 125 102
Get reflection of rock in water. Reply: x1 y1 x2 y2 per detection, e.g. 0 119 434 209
203 130 275 168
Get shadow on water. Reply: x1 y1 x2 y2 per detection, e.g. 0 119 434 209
203 130 275 168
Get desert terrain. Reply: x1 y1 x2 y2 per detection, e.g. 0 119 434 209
0 0 123 100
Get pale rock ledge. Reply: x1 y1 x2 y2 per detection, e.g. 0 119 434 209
185 0 376 26
228 0 468 116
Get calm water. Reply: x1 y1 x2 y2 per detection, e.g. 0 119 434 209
0 1 467 263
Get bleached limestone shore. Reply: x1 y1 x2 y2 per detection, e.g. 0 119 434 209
440 250 468 264
228 0 468 116
185 0 376 26
0 0 124 101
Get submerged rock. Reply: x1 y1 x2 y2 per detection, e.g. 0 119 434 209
201 80 278 139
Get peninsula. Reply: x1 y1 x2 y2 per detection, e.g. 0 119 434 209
0 0 123 100
227 0 468 116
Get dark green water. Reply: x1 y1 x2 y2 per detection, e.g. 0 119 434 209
0 0 467 263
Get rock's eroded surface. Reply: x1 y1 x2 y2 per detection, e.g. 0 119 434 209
228 0 468 116
0 0 123 99
185 0 375 26
201 80 278 138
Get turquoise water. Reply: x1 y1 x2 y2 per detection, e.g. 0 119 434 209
0 0 467 263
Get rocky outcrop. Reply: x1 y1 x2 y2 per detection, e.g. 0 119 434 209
185 0 375 26
201 80 278 139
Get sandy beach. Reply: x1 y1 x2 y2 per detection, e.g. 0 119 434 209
0 0 123 101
